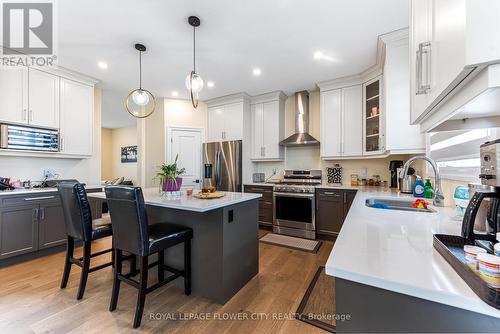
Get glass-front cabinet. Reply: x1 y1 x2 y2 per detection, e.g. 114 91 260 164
363 76 384 155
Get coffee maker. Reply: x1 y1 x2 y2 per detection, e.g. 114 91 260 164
462 140 500 249
389 160 403 188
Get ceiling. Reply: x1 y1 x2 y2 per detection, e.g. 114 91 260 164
57 0 409 127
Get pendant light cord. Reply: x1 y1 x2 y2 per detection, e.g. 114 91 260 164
139 50 142 89
193 25 196 72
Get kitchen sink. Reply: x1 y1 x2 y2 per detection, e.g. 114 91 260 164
365 197 435 213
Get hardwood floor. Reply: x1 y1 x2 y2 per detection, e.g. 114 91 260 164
0 231 333 333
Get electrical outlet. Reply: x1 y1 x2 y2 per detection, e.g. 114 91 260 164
272 168 277 175
43 169 58 179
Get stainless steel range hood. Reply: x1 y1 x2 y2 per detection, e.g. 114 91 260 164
279 91 320 146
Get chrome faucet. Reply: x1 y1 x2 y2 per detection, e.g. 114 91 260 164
400 156 444 207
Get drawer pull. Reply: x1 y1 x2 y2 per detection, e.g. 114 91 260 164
322 192 340 196
24 196 55 201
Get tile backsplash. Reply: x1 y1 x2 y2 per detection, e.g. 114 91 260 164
253 148 420 185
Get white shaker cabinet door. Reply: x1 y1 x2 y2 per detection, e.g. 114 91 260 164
320 89 342 158
207 106 225 142
341 85 363 157
0 66 28 124
223 102 243 141
263 100 280 159
28 68 60 129
59 78 94 156
250 103 264 159
410 0 433 123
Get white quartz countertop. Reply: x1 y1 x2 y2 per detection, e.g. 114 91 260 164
0 184 103 196
325 188 500 319
88 188 262 213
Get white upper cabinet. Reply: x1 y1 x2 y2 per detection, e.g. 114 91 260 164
223 102 244 141
250 92 285 161
250 103 264 158
59 78 94 156
320 86 362 159
0 67 59 128
0 66 28 124
206 94 250 143
207 102 244 142
383 31 425 153
207 106 227 142
320 89 342 158
410 0 500 125
28 68 60 129
342 86 363 156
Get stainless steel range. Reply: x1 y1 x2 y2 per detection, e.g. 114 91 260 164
273 170 322 239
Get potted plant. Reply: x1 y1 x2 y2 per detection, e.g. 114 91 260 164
156 154 186 192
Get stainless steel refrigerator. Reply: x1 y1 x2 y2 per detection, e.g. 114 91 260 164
203 140 242 192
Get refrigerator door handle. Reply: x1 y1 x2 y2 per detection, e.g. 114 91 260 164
215 150 221 187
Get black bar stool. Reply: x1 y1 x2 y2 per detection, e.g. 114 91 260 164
105 186 193 329
58 182 114 300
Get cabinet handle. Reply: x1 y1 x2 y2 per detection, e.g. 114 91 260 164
32 208 39 222
416 41 431 95
60 137 64 151
29 109 33 122
323 192 341 197
40 207 45 220
23 108 27 120
252 188 271 192
24 196 55 201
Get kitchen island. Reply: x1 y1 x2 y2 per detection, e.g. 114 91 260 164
326 187 500 332
88 188 261 304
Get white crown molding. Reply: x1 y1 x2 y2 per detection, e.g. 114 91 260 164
204 92 251 107
250 90 287 104
30 65 100 86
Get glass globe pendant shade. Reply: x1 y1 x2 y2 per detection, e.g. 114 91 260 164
132 89 150 106
125 88 156 118
185 71 204 94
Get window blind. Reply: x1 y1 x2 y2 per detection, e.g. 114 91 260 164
429 128 494 180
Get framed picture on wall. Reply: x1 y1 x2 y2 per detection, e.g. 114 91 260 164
121 145 137 163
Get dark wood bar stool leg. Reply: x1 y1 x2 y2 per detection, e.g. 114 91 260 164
76 240 91 300
158 250 165 282
130 254 137 275
109 249 123 312
133 255 149 329
184 239 191 296
60 236 74 289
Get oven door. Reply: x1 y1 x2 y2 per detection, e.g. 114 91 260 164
273 192 315 232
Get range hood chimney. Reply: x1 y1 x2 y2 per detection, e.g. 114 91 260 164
279 91 320 146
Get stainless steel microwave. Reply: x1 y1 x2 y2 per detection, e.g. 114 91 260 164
0 124 59 152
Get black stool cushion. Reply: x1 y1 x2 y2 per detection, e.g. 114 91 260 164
148 223 193 254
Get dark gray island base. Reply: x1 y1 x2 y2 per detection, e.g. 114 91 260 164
336 278 500 333
147 199 259 304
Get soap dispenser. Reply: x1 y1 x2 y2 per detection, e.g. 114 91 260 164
413 176 425 198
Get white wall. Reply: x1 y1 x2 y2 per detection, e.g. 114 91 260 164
0 87 102 185
101 126 138 183
101 89 136 128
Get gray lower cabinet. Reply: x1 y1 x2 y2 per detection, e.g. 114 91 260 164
316 189 357 237
244 185 274 226
38 200 66 249
0 193 67 260
0 204 38 258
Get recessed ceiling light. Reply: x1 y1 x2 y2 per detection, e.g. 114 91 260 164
97 61 108 69
207 81 215 88
313 51 335 62
252 68 261 76
171 91 179 97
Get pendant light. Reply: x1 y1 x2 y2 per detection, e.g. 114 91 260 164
186 16 203 108
125 43 156 118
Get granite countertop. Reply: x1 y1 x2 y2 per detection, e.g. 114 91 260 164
0 184 103 196
325 187 500 319
88 187 262 213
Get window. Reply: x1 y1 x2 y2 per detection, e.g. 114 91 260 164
428 128 498 181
